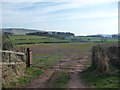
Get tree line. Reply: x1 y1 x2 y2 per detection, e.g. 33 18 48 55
26 31 74 39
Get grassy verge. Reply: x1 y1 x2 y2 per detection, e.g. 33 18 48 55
81 66 119 88
48 71 70 88
4 67 43 88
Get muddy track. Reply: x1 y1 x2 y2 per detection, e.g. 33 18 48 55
67 72 86 88
25 55 89 88
25 69 55 88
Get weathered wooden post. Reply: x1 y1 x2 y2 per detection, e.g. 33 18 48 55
9 53 11 62
26 48 32 67
30 49 32 66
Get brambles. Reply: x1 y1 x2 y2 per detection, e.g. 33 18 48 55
92 44 119 74
81 43 119 88
2 35 14 50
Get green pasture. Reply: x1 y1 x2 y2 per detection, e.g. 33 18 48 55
70 36 118 42
16 42 117 69
12 38 69 44
17 42 97 50
32 53 60 68
24 43 96 69
9 35 118 45
9 35 70 44
9 35 47 39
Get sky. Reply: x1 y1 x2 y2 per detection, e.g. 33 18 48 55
1 0 119 36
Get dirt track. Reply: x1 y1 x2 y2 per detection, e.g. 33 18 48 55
67 71 86 88
25 69 54 88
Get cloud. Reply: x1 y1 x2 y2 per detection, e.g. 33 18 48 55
2 0 119 2
49 9 117 21
27 0 118 14
1 0 118 35
2 1 118 17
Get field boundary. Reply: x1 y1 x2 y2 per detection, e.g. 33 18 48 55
16 42 69 45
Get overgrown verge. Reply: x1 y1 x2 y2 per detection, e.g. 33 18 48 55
2 35 14 50
92 44 119 73
81 66 119 88
3 67 43 88
47 71 70 88
81 44 119 88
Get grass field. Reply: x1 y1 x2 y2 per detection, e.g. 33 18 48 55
9 35 118 45
32 53 60 68
70 36 118 42
9 35 70 44
18 42 97 50
11 35 98 69
17 42 117 69
18 43 96 69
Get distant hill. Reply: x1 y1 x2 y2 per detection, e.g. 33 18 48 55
96 34 112 38
86 34 119 38
96 34 120 39
2 28 44 35
2 28 119 40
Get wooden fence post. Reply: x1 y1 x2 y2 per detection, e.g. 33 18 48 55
9 53 11 62
26 48 32 67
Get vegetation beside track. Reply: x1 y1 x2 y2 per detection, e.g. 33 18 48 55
81 43 119 88
81 66 119 88
3 67 43 88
